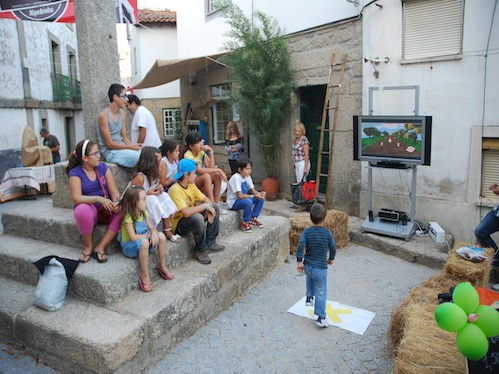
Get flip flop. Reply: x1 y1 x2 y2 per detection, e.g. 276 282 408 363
138 275 153 292
92 250 108 263
79 252 92 263
157 267 174 280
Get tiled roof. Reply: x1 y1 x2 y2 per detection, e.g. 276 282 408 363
138 9 176 24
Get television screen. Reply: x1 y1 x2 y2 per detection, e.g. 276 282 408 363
353 115 432 166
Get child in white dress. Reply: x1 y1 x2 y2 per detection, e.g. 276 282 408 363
130 147 178 241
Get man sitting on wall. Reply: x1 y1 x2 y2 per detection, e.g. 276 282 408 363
97 84 141 168
126 94 162 148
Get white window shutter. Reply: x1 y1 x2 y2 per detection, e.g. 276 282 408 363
481 149 499 199
403 0 464 60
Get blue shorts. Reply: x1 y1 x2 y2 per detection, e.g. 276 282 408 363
121 238 154 258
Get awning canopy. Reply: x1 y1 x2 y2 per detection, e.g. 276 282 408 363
132 53 228 89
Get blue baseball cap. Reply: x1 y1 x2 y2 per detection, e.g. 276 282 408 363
173 158 197 180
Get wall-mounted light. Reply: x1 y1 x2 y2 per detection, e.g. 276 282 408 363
364 57 390 79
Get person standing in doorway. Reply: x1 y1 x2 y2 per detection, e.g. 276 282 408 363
292 122 310 212
39 128 61 163
97 84 141 168
126 94 162 148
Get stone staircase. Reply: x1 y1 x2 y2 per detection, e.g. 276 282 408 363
0 164 290 373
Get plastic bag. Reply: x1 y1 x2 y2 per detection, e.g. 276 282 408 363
291 182 305 205
33 258 68 311
456 246 490 263
302 178 316 202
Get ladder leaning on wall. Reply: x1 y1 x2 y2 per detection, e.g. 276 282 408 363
315 53 347 207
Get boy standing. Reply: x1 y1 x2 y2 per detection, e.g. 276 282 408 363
296 203 336 328
227 156 266 233
168 158 225 265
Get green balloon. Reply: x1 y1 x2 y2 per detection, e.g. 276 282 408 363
453 283 479 314
474 305 499 338
435 302 467 332
456 323 489 361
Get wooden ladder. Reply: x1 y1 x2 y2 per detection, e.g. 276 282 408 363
315 53 347 207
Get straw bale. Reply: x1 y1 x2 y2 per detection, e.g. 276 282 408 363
388 273 456 350
288 209 349 254
443 242 494 288
393 303 464 374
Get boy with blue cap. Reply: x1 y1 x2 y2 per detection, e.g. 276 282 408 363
168 158 225 264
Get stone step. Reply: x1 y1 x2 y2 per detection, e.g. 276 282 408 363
0 210 281 306
0 215 290 373
2 197 240 254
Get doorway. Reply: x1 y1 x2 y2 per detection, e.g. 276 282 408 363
299 85 328 194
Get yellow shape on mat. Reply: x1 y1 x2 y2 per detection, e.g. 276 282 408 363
307 302 353 323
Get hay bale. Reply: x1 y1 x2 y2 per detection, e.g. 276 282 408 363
388 273 456 351
288 209 349 254
393 303 464 374
443 242 494 288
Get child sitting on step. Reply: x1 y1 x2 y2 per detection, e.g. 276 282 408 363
119 186 173 293
226 156 266 233
130 146 179 242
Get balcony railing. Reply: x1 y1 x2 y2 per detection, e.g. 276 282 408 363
51 73 81 103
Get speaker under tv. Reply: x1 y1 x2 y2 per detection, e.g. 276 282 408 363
353 115 432 166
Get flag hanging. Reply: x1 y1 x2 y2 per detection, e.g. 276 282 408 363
0 0 138 24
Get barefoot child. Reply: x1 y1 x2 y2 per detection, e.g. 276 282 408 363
130 146 179 242
227 156 266 233
182 132 228 211
296 203 336 328
119 186 173 293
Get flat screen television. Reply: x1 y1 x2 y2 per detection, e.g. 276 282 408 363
353 115 432 166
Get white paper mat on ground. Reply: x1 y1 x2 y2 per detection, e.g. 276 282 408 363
287 296 376 335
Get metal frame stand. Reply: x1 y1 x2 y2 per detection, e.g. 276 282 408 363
361 163 417 241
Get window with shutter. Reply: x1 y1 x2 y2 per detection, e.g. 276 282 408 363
481 139 499 199
403 0 464 61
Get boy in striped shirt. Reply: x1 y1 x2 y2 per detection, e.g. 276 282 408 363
296 203 336 328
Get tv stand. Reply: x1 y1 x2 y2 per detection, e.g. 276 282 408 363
361 163 417 241
371 161 412 170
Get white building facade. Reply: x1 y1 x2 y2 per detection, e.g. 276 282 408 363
141 0 498 243
0 18 83 178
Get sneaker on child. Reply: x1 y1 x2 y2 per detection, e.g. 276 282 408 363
250 217 264 228
220 208 229 215
305 296 314 306
241 222 252 233
316 316 329 328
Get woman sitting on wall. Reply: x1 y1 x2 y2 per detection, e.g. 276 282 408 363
66 139 121 263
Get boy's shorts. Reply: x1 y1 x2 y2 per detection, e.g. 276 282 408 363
121 238 154 258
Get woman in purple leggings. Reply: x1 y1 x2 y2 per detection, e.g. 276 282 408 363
66 139 121 263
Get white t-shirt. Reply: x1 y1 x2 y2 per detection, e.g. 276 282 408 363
227 173 254 209
131 105 162 148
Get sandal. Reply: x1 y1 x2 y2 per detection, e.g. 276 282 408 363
92 250 108 263
157 266 174 280
138 275 153 292
79 252 92 263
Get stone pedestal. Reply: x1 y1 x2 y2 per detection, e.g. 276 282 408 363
53 162 134 209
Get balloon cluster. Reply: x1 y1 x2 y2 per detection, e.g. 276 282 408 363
434 282 499 361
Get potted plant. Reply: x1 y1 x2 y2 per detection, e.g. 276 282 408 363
220 2 295 200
